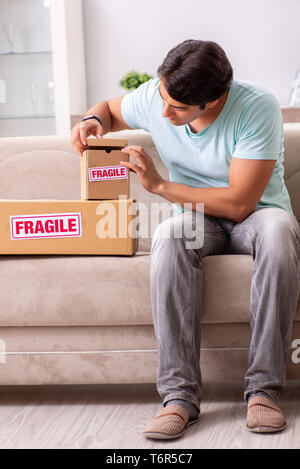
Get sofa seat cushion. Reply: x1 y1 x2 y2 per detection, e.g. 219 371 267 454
203 254 300 323
0 252 152 326
0 252 299 326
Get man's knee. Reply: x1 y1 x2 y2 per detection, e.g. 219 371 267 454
256 211 300 264
151 212 204 251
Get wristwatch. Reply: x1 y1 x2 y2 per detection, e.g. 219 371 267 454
81 114 103 128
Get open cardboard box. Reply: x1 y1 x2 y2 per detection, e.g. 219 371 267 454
81 138 130 200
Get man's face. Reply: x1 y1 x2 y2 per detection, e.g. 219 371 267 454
158 81 207 126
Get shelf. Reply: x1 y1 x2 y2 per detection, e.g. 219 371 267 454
0 51 52 56
1 0 86 136
0 114 55 120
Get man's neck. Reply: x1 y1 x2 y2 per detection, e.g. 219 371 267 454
188 90 229 134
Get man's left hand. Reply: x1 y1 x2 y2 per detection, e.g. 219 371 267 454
120 145 164 194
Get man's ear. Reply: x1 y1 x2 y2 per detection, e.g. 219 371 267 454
205 98 219 109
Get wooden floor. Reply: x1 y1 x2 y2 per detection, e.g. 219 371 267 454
0 381 300 449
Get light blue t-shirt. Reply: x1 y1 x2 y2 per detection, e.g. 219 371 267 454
121 77 293 216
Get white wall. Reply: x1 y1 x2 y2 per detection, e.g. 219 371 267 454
50 0 87 134
82 0 300 106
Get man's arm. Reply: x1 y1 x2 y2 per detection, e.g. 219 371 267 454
120 145 276 223
156 157 276 222
228 157 276 220
71 96 132 155
85 96 133 133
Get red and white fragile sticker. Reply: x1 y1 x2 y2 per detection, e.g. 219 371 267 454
89 165 128 182
10 212 82 240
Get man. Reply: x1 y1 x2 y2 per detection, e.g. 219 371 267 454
71 39 300 439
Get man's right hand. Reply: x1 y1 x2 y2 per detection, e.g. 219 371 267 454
71 119 104 156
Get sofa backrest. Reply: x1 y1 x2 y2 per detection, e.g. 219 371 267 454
0 124 299 252
282 123 300 225
0 135 82 200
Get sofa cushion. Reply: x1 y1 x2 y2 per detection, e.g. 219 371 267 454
0 252 152 326
202 254 300 323
0 252 299 326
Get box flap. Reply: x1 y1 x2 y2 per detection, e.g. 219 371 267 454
87 137 128 149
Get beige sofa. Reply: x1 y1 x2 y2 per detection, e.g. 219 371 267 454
0 124 299 385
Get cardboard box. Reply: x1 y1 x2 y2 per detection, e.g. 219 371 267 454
0 199 137 255
81 138 129 200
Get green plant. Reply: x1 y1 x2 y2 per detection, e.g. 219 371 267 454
119 70 153 90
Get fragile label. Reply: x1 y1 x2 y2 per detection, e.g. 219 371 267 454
10 212 82 240
89 165 128 182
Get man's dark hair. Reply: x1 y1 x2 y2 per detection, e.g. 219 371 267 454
157 39 233 110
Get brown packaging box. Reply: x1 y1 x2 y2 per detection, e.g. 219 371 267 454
0 199 137 255
81 138 129 200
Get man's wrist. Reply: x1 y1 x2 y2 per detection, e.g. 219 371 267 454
155 179 167 196
81 115 103 128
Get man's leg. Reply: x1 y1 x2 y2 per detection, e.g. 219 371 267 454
145 210 230 438
228 207 300 430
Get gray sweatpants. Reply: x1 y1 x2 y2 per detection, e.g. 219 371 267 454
150 207 300 412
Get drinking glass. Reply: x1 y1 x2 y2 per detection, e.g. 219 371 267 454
3 23 15 54
289 68 300 107
31 83 39 116
47 81 55 115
